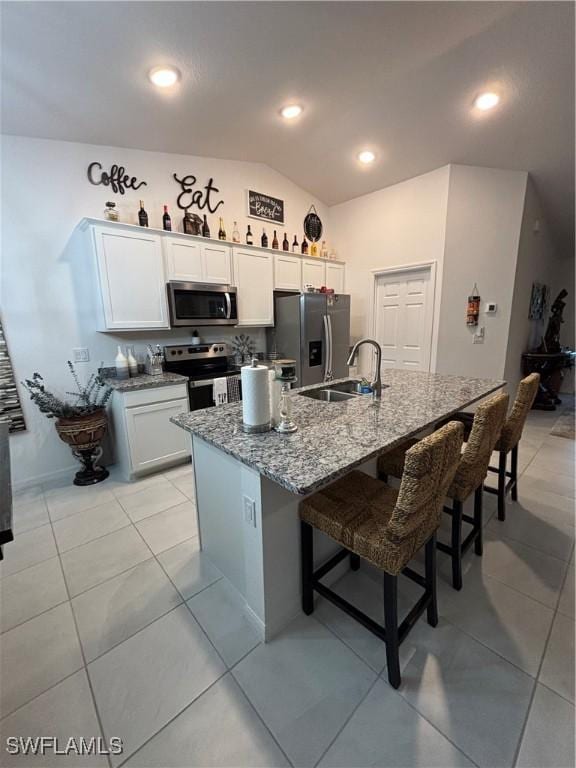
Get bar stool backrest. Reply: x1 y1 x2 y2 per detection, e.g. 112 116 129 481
386 421 463 547
498 373 540 452
451 391 509 501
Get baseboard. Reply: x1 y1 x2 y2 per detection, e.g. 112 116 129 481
12 463 89 493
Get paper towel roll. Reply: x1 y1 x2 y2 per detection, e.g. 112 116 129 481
241 362 271 432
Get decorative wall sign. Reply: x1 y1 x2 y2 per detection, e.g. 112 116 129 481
466 284 481 327
303 205 323 242
247 190 285 224
87 163 147 195
173 173 224 214
0 317 26 433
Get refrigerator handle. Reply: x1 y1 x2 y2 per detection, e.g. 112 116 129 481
323 314 333 382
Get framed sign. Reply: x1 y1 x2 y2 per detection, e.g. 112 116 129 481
304 205 323 242
247 190 285 224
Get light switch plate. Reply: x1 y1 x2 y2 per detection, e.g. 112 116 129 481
73 347 90 362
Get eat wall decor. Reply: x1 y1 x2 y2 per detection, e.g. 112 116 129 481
172 173 224 214
86 162 147 195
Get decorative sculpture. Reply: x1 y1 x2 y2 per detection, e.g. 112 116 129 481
540 289 567 353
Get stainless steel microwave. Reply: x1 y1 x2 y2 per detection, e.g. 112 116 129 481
167 282 238 327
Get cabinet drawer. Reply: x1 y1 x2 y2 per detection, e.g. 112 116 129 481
121 383 188 409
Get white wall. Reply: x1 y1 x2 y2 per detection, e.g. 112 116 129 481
329 166 451 374
436 165 528 384
1 136 330 487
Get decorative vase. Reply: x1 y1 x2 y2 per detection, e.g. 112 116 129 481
55 408 110 486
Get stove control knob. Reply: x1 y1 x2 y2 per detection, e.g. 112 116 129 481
177 350 183 355
219 346 224 351
212 345 218 352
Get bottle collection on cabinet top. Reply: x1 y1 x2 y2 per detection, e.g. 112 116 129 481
112 202 338 259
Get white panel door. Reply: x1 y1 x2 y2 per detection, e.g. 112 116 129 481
94 226 169 330
325 262 345 293
125 398 190 474
233 248 274 326
374 267 433 371
164 237 203 282
274 253 302 290
302 259 325 289
202 243 232 284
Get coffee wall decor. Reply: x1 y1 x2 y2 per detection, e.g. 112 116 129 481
87 162 147 195
247 190 285 224
173 173 224 214
303 205 323 242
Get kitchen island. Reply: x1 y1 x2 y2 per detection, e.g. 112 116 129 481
172 370 504 639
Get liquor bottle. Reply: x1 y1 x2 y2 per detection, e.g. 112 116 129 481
310 241 318 257
283 233 289 251
232 221 240 243
218 217 226 240
246 225 254 245
301 235 308 255
138 200 148 227
292 235 298 253
261 229 268 248
320 240 328 259
202 214 210 238
162 205 172 231
272 230 279 249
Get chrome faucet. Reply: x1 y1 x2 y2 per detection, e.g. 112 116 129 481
347 339 383 400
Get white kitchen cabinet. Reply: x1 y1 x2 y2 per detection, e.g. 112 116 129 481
302 259 326 289
110 383 190 480
274 253 302 291
164 237 231 285
92 225 169 330
325 262 346 293
233 248 274 326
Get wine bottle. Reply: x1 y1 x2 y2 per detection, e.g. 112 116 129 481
162 205 172 231
246 225 254 245
201 215 210 238
292 235 298 253
283 233 289 251
261 229 268 248
218 217 226 240
138 200 148 227
301 235 308 255
272 230 279 249
232 221 240 243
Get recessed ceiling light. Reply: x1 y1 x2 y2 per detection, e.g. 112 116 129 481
358 150 376 165
148 66 180 88
474 92 499 111
280 104 303 120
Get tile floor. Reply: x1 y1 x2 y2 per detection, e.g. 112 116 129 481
1 403 574 768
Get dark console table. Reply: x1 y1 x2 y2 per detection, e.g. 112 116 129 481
522 350 575 410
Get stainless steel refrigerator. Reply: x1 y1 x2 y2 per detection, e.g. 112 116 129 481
269 293 351 386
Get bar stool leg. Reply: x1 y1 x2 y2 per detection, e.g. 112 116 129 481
511 445 519 502
350 553 360 571
451 500 463 590
301 522 314 615
425 533 438 627
474 485 483 556
383 572 401 688
497 450 507 521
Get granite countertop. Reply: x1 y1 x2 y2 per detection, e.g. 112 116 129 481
103 371 188 392
171 370 504 495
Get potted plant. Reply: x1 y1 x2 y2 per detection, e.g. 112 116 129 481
22 362 113 486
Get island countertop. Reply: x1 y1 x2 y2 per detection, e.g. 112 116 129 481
171 370 504 495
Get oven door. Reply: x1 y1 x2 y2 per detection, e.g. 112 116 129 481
167 282 238 327
188 380 217 411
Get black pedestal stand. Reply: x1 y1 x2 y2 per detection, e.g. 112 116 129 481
72 447 110 486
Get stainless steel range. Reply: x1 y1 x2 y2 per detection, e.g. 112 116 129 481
163 343 241 411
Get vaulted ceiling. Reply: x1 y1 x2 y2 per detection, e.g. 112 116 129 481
2 1 574 250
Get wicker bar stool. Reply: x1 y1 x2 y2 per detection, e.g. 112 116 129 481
377 392 509 590
299 421 463 689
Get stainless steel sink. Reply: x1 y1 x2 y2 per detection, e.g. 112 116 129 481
324 380 365 394
300 389 357 402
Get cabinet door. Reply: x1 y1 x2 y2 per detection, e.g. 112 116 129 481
202 243 232 284
274 253 302 291
164 237 203 282
233 249 274 326
93 227 169 330
326 262 346 293
302 259 326 289
125 398 190 474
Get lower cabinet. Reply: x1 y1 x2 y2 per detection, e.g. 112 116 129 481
110 384 191 481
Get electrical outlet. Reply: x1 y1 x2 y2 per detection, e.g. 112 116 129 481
243 495 257 528
73 347 90 363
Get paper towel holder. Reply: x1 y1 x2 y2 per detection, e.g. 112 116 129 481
242 358 272 434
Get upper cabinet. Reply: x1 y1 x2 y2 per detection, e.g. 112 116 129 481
274 253 302 291
164 237 231 285
233 248 274 326
92 225 169 331
326 262 346 293
302 258 325 289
